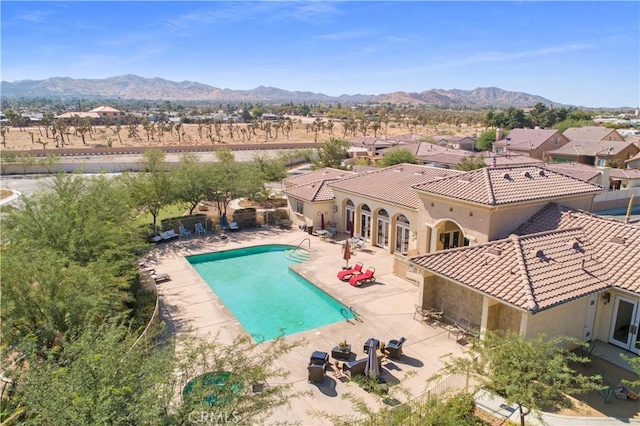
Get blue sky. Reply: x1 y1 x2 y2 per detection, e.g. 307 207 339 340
1 1 638 108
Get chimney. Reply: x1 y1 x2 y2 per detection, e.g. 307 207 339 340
496 128 503 141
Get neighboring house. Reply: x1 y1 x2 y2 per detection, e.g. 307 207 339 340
627 152 640 169
493 128 569 160
422 150 543 169
56 105 122 124
432 135 476 151
347 133 422 157
607 168 640 189
546 140 640 167
543 162 603 185
563 126 625 142
410 203 640 351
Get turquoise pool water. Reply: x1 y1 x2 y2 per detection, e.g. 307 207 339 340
187 245 353 341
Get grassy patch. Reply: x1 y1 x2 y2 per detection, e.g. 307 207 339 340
134 203 189 227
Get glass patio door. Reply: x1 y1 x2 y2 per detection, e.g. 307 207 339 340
376 217 389 249
609 296 640 354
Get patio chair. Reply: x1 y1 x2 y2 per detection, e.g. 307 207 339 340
384 337 406 360
151 273 171 284
228 222 239 231
161 229 179 240
354 238 366 251
413 305 430 322
342 358 368 378
337 262 363 281
195 223 206 236
363 338 380 353
307 364 326 383
179 225 192 237
348 267 375 287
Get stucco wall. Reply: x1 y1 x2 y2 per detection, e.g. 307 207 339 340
424 275 483 324
523 297 590 341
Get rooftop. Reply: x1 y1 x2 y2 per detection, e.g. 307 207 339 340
329 163 461 209
412 165 603 206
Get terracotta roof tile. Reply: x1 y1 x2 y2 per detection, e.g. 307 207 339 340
284 179 338 202
547 139 638 157
283 167 355 187
411 227 615 312
543 162 601 182
494 128 564 149
563 126 620 141
513 203 640 293
412 165 602 206
329 163 461 209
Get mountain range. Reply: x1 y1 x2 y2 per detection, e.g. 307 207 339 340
1 74 560 108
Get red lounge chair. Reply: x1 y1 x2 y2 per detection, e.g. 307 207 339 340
349 267 375 287
337 262 363 281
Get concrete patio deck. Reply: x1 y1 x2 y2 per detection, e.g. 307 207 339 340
144 227 470 425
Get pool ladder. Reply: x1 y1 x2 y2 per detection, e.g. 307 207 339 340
287 238 311 261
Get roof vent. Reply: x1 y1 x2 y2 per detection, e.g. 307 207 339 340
458 176 472 183
503 173 511 180
610 237 626 245
535 249 545 259
488 247 502 256
570 241 581 250
524 171 532 178
538 170 546 177
414 170 426 176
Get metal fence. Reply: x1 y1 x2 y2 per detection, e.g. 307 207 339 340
353 372 470 426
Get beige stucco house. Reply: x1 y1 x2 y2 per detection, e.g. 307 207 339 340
563 126 625 142
493 128 570 160
546 140 640 167
282 163 640 353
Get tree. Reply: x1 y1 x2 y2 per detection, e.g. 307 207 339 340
0 174 144 350
313 137 349 169
380 148 419 167
127 150 175 233
475 129 498 151
172 153 210 214
7 319 174 426
436 331 604 426
457 155 487 171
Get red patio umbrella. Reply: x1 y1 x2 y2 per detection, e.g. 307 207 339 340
348 220 354 238
343 241 351 268
320 213 325 230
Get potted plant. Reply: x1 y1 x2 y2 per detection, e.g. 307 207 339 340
338 340 348 350
379 341 386 351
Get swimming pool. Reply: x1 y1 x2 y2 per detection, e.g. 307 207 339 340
187 245 354 341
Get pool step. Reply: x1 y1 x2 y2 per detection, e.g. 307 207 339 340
285 250 310 262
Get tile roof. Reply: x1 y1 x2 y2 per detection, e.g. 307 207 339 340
563 126 620 141
411 227 615 312
329 163 461 209
547 140 638 157
284 179 337 202
283 167 355 187
494 128 563 149
608 168 640 180
89 106 121 113
56 112 100 119
412 165 602 206
513 203 640 294
422 151 543 168
543 162 601 182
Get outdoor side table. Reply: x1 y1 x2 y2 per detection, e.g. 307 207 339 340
331 345 352 361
